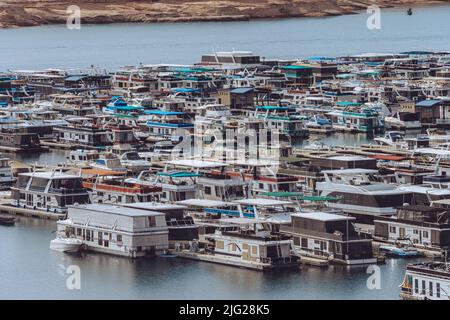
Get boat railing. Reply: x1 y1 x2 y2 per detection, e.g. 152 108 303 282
436 119 450 125
260 256 296 265
166 218 196 227
48 187 87 194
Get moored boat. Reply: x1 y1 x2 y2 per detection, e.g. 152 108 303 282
49 236 83 253
0 214 16 226
379 244 422 258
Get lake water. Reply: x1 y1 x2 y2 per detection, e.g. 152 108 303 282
0 5 449 71
0 5 445 299
0 217 424 299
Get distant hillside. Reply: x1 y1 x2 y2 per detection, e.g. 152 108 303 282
1 0 449 28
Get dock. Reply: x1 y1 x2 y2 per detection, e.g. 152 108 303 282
300 255 330 267
176 250 300 270
40 140 97 150
0 202 65 220
0 145 49 153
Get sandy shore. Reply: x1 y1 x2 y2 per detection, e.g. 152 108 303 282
0 0 449 28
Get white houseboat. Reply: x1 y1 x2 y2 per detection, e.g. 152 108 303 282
178 217 300 270
11 170 90 215
401 262 450 300
52 203 169 257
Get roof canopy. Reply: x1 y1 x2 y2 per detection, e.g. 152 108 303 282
81 169 126 176
414 148 450 156
322 168 378 175
233 198 293 206
176 199 234 207
166 159 227 168
292 212 355 222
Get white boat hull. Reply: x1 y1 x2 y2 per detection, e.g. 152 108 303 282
50 238 83 253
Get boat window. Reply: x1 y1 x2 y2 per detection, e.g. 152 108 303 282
215 240 224 250
429 282 433 297
436 283 440 298
301 238 308 248
30 177 48 191
266 245 279 258
125 152 142 160
421 280 426 295
52 178 83 190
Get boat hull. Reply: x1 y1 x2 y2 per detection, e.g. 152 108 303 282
50 238 83 253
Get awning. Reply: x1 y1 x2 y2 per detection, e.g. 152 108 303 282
81 169 126 176
369 155 409 161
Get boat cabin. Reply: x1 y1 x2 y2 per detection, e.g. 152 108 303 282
56 203 169 257
281 211 377 265
11 171 90 214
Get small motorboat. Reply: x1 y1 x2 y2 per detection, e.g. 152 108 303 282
50 237 83 253
0 215 16 226
379 245 422 258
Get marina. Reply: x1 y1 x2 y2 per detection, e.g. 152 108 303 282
1 4 450 302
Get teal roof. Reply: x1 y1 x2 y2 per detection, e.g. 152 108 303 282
282 65 312 70
158 171 200 178
256 106 290 111
116 106 144 111
336 101 361 107
145 110 185 116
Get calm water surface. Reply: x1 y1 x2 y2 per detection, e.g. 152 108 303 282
0 218 424 299
0 5 449 70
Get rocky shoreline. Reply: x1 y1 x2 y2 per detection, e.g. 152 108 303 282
0 0 449 29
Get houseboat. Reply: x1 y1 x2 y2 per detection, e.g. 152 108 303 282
90 153 128 173
53 122 111 149
82 171 162 204
11 170 90 215
384 112 422 130
281 211 377 265
168 159 248 202
0 155 14 186
327 106 383 133
316 168 413 222
254 106 309 139
178 217 300 270
52 203 169 257
0 129 43 152
145 110 194 142
176 198 243 238
305 115 335 134
400 262 450 300
66 149 100 167
374 204 450 253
